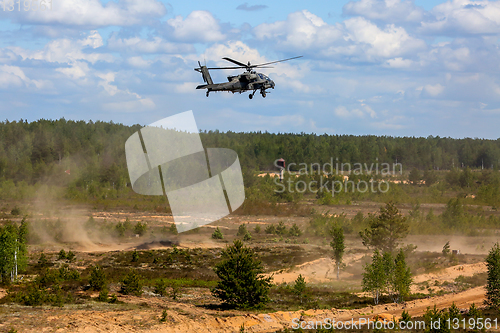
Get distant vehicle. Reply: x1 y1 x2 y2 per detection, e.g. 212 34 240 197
194 56 302 99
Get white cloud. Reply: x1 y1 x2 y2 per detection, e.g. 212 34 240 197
423 83 445 97
420 0 500 35
334 104 376 118
108 36 194 54
167 11 226 43
0 65 50 89
343 0 427 23
254 10 343 51
127 56 152 68
254 10 426 63
102 98 156 112
385 57 415 68
174 82 199 94
10 31 113 64
56 61 90 80
343 17 426 59
5 0 167 27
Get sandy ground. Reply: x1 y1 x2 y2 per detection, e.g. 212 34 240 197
268 253 365 283
0 286 488 333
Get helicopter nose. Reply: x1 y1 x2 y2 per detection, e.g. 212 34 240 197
271 80 275 88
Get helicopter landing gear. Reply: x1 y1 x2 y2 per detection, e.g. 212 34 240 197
206 91 209 97
249 90 257 99
261 90 266 98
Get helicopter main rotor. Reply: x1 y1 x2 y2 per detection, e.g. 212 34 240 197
199 55 303 72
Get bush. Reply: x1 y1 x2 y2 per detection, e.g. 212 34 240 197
66 250 75 262
169 224 178 235
212 240 272 308
170 282 181 300
276 221 287 235
120 270 143 296
97 289 109 302
89 265 107 291
254 225 261 234
265 224 276 234
288 224 302 237
212 227 224 240
237 224 247 236
10 207 21 216
38 252 49 267
132 249 139 262
243 231 252 241
58 249 67 260
134 222 147 236
155 279 168 296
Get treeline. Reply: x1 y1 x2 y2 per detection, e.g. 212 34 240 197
1 119 500 187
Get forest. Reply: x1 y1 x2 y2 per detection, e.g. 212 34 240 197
1 118 500 184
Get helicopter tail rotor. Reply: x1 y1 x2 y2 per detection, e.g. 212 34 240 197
195 62 214 85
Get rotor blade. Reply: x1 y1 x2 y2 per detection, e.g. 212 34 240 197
206 66 246 70
249 56 303 68
222 57 248 67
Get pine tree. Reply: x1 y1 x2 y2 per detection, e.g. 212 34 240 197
485 242 500 309
293 274 306 303
360 202 409 253
330 225 345 280
212 240 272 308
237 224 247 236
89 265 107 291
120 270 143 296
211 227 224 239
442 241 451 256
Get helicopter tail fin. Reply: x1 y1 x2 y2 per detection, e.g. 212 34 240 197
196 61 213 85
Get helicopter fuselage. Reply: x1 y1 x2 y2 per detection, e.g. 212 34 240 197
196 70 275 95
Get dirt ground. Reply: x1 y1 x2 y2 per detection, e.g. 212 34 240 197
0 203 497 333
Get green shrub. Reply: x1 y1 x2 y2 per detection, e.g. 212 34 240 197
120 270 143 296
155 279 168 296
134 222 147 236
276 221 287 235
66 250 76 262
212 240 272 308
131 249 139 262
243 231 252 241
212 227 224 240
97 289 109 302
265 224 276 234
58 249 67 260
288 224 302 237
89 265 107 291
254 225 261 234
237 224 247 236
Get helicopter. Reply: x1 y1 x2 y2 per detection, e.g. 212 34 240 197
194 56 302 99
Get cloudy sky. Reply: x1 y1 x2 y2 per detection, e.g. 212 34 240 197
1 0 500 138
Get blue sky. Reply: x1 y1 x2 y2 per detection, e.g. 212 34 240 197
1 0 500 138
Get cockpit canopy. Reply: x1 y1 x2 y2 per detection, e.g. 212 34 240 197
258 73 271 82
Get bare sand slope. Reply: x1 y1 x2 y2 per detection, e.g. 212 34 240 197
268 253 365 283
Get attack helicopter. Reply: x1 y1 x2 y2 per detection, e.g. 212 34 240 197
194 56 302 99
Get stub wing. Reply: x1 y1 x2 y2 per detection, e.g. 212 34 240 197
196 84 218 90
